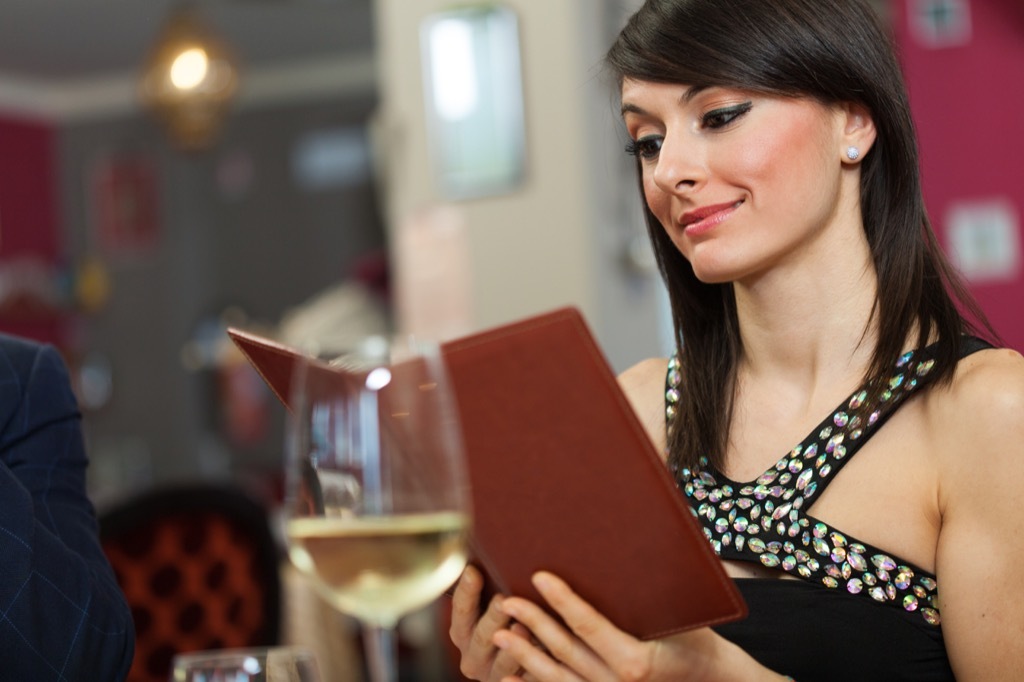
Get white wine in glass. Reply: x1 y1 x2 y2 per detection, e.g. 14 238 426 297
283 337 471 682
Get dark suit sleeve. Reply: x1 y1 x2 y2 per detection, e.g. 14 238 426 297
0 340 134 681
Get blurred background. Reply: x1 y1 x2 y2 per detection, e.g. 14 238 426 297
0 0 672 498
0 0 1020 678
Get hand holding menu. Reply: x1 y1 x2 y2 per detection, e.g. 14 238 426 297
228 307 746 640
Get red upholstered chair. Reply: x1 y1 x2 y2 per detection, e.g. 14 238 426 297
99 482 282 682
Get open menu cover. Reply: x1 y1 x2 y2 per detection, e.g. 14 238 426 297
227 306 746 640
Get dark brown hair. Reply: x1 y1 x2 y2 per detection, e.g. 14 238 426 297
605 0 991 474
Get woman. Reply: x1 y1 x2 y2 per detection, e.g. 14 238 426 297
449 0 1024 679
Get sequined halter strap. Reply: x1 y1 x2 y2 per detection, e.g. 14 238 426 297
667 338 991 628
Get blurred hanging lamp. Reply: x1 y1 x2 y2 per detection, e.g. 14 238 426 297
139 3 240 151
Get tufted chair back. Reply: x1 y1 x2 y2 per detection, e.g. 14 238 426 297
99 482 282 682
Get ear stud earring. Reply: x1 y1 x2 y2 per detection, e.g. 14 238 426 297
846 146 861 161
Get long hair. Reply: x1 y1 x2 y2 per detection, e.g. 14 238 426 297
605 0 991 474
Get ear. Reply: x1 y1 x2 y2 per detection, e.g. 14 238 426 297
840 102 877 163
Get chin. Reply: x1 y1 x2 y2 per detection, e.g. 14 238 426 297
683 243 748 285
689 263 738 285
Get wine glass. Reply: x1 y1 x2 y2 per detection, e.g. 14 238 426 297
171 646 321 682
282 336 471 682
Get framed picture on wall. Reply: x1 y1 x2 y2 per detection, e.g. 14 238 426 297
89 151 161 259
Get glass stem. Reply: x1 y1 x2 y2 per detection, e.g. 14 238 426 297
364 624 399 682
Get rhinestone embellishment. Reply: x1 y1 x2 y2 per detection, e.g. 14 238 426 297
668 350 943 626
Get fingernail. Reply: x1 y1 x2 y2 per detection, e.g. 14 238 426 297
500 600 519 618
493 631 510 649
532 571 554 591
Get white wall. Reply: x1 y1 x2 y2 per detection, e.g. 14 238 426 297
372 0 668 371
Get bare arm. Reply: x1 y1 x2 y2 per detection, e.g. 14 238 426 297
933 348 1024 680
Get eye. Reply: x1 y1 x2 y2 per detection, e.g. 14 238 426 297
701 101 753 129
625 135 663 160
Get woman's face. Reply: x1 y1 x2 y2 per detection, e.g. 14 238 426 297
620 79 861 285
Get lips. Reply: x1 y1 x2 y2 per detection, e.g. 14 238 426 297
679 200 743 233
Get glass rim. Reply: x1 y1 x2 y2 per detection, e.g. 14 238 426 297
172 645 317 664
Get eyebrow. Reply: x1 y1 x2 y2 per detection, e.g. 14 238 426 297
619 102 650 117
620 85 710 118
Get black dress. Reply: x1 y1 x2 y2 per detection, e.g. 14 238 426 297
665 339 991 681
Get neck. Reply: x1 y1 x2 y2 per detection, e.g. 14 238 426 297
732 225 879 399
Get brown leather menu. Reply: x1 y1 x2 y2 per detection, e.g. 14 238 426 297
227 307 746 640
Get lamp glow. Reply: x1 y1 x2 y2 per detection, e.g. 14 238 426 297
365 368 392 391
138 6 240 151
169 47 209 90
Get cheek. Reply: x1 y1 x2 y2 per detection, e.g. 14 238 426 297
730 140 780 181
641 175 691 255
727 124 807 187
642 173 670 221
731 114 834 189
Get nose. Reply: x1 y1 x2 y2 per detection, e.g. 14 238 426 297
651 133 703 195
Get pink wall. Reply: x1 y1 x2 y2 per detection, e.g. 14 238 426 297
0 117 59 255
0 115 66 345
892 0 1024 351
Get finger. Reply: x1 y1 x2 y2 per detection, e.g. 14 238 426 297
489 625 531 681
531 572 632 649
530 572 651 679
509 622 533 642
491 622 538 680
450 565 485 648
494 628 584 682
461 593 516 680
501 674 540 682
500 597 610 682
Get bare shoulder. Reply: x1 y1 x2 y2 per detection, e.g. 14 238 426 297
617 357 671 456
928 347 1024 497
618 357 671 397
934 346 1024 427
